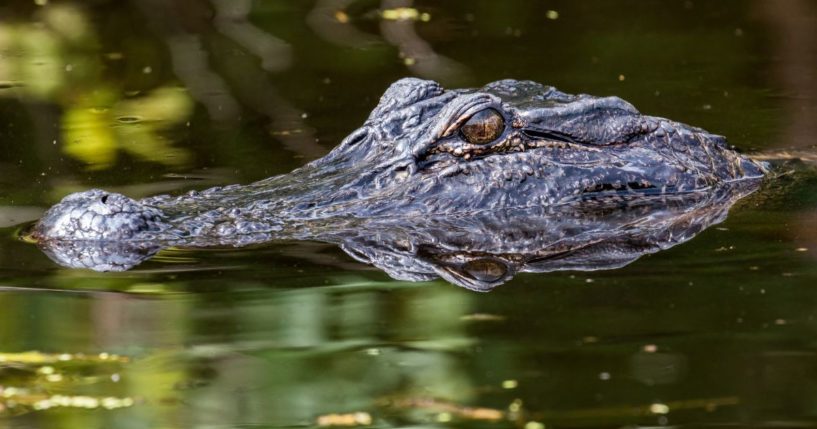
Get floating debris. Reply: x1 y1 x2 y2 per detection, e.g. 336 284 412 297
460 313 506 322
0 351 128 364
316 412 372 426
384 395 739 424
334 10 350 23
643 344 658 353
381 8 431 22
32 394 134 411
387 397 505 422
270 128 304 136
1 350 133 416
502 379 518 389
2 388 134 415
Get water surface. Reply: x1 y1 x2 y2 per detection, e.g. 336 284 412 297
1 1 817 427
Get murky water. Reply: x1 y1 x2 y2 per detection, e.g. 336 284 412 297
2 1 817 427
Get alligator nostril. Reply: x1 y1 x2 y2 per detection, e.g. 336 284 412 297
394 166 410 181
345 129 368 147
101 195 109 204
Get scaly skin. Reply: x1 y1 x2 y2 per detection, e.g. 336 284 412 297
31 78 766 288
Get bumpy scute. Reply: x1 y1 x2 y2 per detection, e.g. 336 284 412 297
29 78 767 287
34 190 167 241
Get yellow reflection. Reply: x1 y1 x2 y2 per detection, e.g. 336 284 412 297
0 350 135 417
381 8 431 22
316 412 372 427
63 107 118 169
32 395 134 411
60 88 194 170
0 3 194 171
0 351 128 364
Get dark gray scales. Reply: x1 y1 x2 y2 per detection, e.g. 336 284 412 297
31 78 766 289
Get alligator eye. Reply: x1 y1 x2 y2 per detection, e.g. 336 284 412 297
460 108 504 145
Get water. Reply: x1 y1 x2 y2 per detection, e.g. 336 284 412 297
1 0 817 427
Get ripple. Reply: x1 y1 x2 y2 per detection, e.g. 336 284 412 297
116 115 143 124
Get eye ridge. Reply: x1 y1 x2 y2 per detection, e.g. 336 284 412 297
460 108 505 145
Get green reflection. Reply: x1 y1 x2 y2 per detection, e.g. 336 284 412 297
0 282 480 426
62 87 193 170
0 3 194 171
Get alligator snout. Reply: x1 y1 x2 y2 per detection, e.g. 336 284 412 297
33 189 167 242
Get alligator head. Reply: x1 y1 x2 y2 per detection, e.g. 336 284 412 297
30 78 766 287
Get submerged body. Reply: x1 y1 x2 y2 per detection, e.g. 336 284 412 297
31 79 766 288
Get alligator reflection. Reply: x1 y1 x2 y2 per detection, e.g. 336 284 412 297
35 182 758 291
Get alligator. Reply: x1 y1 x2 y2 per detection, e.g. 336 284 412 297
30 78 767 290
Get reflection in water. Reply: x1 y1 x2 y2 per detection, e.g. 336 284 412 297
308 0 382 48
3 1 817 428
758 0 817 150
0 351 133 415
379 0 469 84
308 0 469 84
35 181 759 291
757 0 817 264
210 0 293 72
0 282 758 426
0 3 196 170
336 184 758 291
132 0 326 160
1 283 479 425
